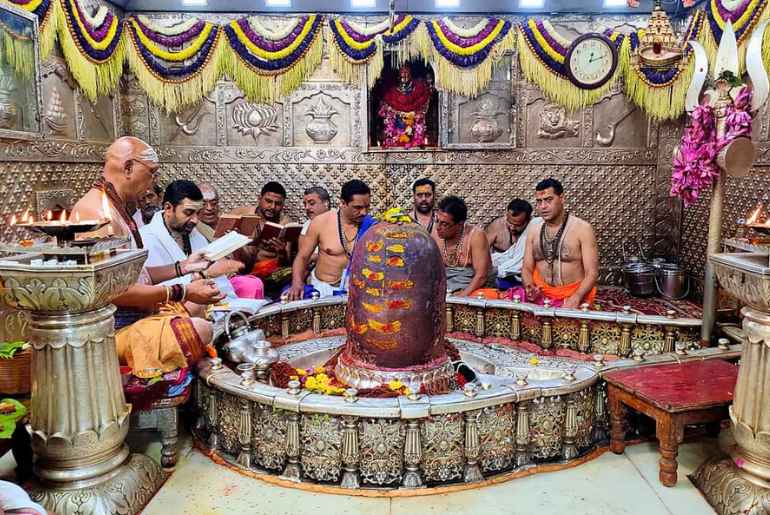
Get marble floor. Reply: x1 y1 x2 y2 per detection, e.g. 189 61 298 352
125 430 719 515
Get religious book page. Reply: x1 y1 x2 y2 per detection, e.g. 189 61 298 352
213 214 262 239
258 221 303 246
201 231 252 261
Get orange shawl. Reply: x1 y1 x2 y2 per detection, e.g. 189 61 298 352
533 268 596 306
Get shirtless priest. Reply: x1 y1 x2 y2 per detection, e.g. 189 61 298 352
287 180 375 300
71 136 223 379
521 178 598 309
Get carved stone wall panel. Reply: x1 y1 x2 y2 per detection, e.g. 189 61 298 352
159 98 216 146
225 99 284 148
76 93 116 143
300 413 342 482
591 93 647 149
119 77 150 141
291 90 351 147
528 99 582 147
40 60 77 140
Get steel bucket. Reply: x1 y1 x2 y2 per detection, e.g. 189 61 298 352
623 262 656 297
655 263 689 300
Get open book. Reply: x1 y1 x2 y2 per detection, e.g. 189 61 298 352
259 221 304 246
200 231 253 262
213 214 262 239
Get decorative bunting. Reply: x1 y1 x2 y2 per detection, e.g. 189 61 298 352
418 17 516 97
327 15 421 88
222 14 324 103
518 19 629 112
57 0 125 100
702 0 770 70
621 10 705 121
125 16 224 113
5 0 58 58
0 8 35 78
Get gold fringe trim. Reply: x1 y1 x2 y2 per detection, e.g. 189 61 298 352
624 58 694 122
517 28 625 113
125 29 226 114
415 22 516 98
325 25 384 89
0 26 35 78
56 2 126 101
221 27 323 104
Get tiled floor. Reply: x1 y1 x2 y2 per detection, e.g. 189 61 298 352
129 431 718 515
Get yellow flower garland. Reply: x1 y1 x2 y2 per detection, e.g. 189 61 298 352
228 14 317 61
131 18 214 62
528 19 565 64
430 18 505 56
66 0 119 51
333 19 374 51
710 0 762 31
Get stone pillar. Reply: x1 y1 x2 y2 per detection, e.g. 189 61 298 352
693 307 770 511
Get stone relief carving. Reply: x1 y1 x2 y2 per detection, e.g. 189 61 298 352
305 96 338 144
174 101 212 138
232 102 279 141
537 103 580 140
45 89 66 135
470 96 506 143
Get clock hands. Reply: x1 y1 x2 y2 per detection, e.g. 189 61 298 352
588 54 606 64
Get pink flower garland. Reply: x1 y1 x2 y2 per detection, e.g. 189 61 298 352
378 104 427 149
671 87 753 207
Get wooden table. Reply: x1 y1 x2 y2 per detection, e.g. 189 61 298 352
604 359 738 487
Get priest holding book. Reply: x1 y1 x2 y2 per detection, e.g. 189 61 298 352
287 180 375 300
230 181 297 298
140 180 252 299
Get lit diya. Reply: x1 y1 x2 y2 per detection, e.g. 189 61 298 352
9 193 112 246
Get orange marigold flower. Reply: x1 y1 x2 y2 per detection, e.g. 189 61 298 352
368 319 401 334
362 268 384 281
362 302 384 313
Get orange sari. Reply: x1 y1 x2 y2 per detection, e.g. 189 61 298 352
533 268 596 306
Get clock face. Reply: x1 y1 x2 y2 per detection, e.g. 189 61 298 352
566 35 617 89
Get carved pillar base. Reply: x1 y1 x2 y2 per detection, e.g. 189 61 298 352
691 453 770 515
30 453 164 515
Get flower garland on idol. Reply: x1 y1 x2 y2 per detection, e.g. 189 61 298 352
620 10 705 121
418 17 516 98
125 15 224 113
702 0 770 70
222 14 324 103
671 82 753 206
5 0 58 58
518 19 629 112
327 15 421 88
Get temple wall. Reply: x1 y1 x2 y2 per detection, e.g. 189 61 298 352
0 13 686 285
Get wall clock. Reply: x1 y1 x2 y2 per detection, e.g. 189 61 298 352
564 33 618 90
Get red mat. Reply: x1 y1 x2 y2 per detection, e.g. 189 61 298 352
604 360 738 412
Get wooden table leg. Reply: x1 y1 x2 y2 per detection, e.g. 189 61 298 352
608 385 627 455
656 415 684 487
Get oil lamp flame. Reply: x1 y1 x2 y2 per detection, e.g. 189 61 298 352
59 210 66 223
45 210 52 222
74 211 80 223
10 214 16 225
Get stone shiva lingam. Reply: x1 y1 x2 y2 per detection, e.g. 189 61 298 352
335 217 455 393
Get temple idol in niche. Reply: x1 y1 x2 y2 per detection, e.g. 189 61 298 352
371 61 438 149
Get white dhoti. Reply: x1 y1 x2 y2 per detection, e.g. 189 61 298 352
309 269 341 298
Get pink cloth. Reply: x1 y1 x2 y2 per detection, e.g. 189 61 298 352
230 275 264 299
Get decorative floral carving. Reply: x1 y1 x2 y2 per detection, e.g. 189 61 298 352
232 102 279 141
254 406 288 471
529 396 565 460
358 418 404 485
420 414 464 483
478 404 515 473
301 414 343 482
217 393 241 456
470 97 505 143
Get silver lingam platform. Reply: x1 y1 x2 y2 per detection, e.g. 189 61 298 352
0 247 164 514
194 296 731 491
